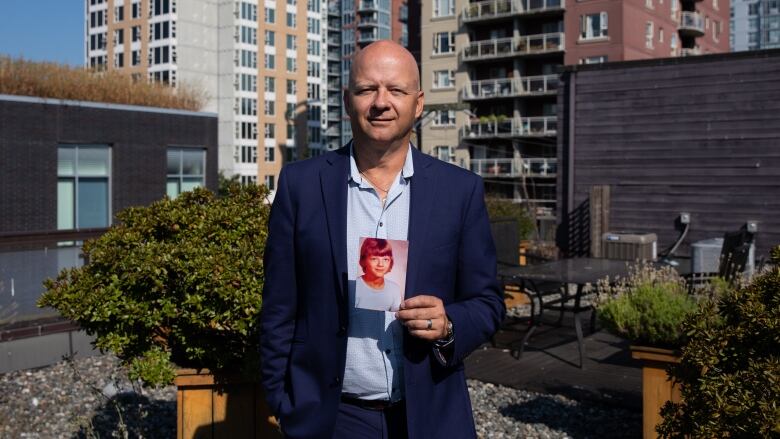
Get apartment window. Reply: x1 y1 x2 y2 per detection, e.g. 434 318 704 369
265 175 276 191
432 110 456 126
433 0 455 17
240 145 257 164
286 57 296 72
236 73 256 92
671 33 678 49
240 175 258 186
432 70 455 89
646 0 654 9
713 0 718 9
265 146 275 162
580 12 608 40
308 126 321 144
240 97 257 116
265 30 275 46
307 83 320 100
241 26 257 45
114 5 124 21
307 40 321 55
286 103 296 118
131 49 141 65
307 0 320 12
240 50 257 68
287 124 296 141
151 21 171 40
264 53 275 69
114 52 124 67
307 17 320 34
265 7 275 23
132 1 141 19
433 146 455 163
264 123 275 139
581 55 608 64
265 76 275 92
286 12 296 27
240 2 257 21
286 34 297 50
167 148 206 199
659 27 664 43
152 0 172 16
287 79 296 95
287 0 296 5
132 26 141 42
645 22 654 48
265 100 275 115
307 61 320 77
671 0 679 15
432 32 455 54
57 145 111 230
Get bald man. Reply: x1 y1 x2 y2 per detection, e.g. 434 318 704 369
260 41 504 439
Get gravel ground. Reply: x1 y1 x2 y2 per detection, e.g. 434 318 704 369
0 353 639 438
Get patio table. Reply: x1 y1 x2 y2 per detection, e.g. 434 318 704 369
498 258 632 368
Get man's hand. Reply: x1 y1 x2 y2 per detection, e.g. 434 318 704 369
395 295 449 341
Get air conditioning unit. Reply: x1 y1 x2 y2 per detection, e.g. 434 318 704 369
602 232 657 261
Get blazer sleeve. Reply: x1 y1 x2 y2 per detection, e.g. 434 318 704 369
259 167 298 416
442 175 506 365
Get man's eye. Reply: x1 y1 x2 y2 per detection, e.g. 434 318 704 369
390 89 405 96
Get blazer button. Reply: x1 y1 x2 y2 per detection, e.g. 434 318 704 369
337 326 347 336
332 377 341 387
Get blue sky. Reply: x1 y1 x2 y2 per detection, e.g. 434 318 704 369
0 0 84 66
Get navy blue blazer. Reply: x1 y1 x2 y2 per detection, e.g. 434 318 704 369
260 145 505 439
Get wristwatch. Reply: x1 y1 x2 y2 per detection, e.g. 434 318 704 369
435 318 455 347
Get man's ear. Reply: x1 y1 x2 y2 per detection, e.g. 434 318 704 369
415 91 425 119
343 89 351 114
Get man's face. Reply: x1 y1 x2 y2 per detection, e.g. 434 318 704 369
364 255 392 278
344 50 424 146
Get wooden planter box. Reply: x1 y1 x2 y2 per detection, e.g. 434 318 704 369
175 369 281 439
630 346 682 439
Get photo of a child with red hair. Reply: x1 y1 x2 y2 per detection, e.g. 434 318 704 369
354 237 407 311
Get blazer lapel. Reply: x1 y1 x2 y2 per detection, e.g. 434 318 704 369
405 147 436 299
321 146 350 301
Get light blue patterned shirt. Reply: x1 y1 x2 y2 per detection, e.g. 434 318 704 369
342 142 413 402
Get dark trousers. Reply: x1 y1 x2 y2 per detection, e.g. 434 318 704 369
332 400 408 439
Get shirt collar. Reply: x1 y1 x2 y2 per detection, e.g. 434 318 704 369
348 141 415 184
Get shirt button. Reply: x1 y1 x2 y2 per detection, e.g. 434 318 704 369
379 222 384 227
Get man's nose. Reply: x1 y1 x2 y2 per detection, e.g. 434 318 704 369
372 88 391 110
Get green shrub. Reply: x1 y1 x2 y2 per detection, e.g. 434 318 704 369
596 263 699 348
657 246 780 438
39 185 270 387
485 198 536 241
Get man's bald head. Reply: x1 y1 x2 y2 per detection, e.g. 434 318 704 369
349 40 421 91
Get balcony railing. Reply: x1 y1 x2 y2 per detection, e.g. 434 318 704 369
462 0 564 22
461 75 558 100
327 111 341 120
327 2 340 15
358 29 380 43
462 33 564 61
679 11 704 36
461 116 557 138
470 157 557 178
327 36 341 46
357 15 379 27
358 0 379 11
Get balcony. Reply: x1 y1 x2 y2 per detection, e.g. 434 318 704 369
357 14 379 27
461 116 557 139
358 29 380 43
325 126 341 137
470 157 557 178
679 11 704 37
327 111 341 121
462 0 564 23
461 75 558 100
358 0 379 12
327 36 341 46
327 2 340 15
462 33 564 61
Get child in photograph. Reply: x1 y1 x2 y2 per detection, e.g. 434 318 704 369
355 238 403 312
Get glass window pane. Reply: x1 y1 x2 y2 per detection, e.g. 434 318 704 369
58 147 76 176
181 177 203 193
77 179 109 228
167 179 180 198
181 150 204 175
77 146 110 176
57 179 75 230
167 149 181 175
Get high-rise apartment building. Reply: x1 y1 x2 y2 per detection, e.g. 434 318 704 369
731 0 780 50
420 0 728 226
86 0 260 186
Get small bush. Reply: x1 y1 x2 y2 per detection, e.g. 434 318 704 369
39 185 270 387
0 56 207 111
596 263 699 348
485 198 536 241
657 245 780 438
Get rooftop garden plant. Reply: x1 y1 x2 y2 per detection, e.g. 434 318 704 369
657 245 780 438
595 263 728 349
0 56 207 111
39 184 269 387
